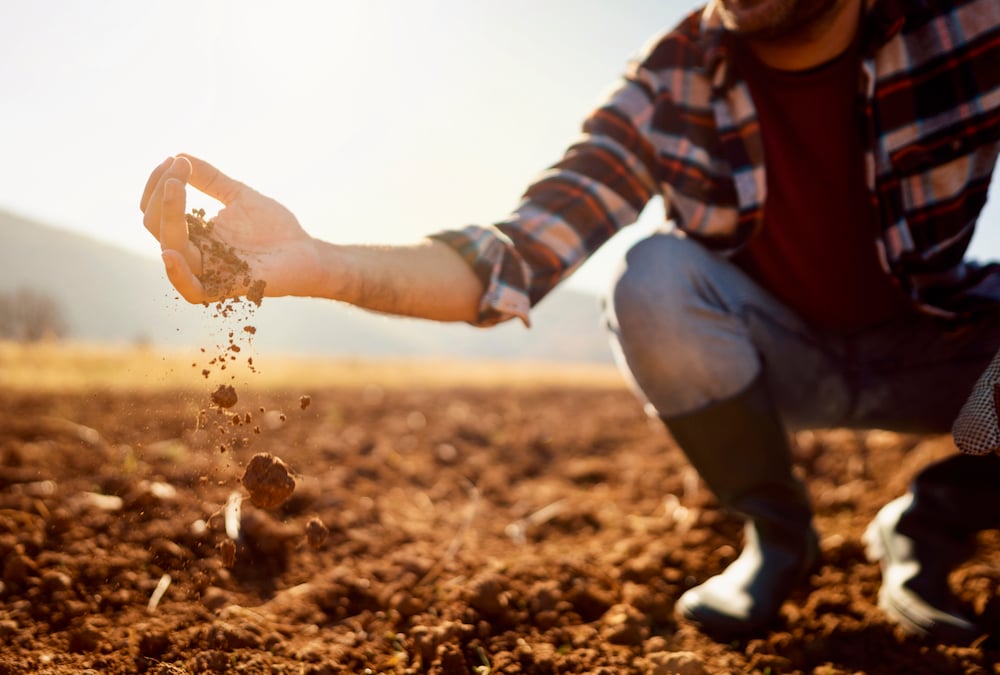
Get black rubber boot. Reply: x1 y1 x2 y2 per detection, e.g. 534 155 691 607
664 374 818 639
863 453 1000 643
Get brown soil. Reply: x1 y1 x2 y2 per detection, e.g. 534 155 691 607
210 384 239 410
0 386 997 674
305 516 330 549
185 209 266 307
241 453 296 510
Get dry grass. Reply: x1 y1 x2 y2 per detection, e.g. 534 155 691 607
0 341 626 393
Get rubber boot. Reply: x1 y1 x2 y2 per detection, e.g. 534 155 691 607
664 374 819 638
863 453 1000 643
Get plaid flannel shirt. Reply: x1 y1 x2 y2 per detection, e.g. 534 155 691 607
431 0 1000 327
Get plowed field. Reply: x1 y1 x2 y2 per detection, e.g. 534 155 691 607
1 378 997 673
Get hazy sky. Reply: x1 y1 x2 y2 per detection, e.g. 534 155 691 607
1 1 996 296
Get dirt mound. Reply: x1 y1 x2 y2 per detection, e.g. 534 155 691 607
0 386 996 673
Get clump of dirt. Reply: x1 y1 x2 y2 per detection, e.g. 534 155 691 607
218 539 237 568
210 384 238 409
185 208 266 305
241 452 295 509
305 516 329 548
299 395 311 411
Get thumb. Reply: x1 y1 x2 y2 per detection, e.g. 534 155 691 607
162 250 207 304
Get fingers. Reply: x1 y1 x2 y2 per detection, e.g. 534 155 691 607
142 156 192 239
159 173 204 278
161 250 207 304
159 178 189 253
140 156 173 212
178 154 247 205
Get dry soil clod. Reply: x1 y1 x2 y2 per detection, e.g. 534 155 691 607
305 516 329 548
210 384 238 409
241 453 296 509
218 539 236 568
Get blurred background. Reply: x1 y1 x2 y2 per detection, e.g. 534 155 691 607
1 1 996 362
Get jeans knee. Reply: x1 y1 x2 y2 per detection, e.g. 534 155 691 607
605 233 760 415
609 233 702 331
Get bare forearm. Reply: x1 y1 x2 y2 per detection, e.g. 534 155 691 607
305 238 484 323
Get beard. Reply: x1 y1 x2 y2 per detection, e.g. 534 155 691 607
715 0 844 42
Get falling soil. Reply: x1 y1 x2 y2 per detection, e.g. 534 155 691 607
241 452 296 509
210 384 239 410
300 395 312 411
183 208 265 389
0 387 997 674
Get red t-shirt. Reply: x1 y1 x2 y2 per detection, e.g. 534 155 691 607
732 35 911 334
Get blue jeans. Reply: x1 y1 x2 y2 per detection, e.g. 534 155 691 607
604 232 1000 434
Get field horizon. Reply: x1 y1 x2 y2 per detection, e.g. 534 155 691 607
0 340 627 393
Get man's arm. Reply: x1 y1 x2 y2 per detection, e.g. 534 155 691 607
142 155 483 323
306 239 484 323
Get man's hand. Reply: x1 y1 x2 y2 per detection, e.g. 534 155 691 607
140 153 484 322
140 154 320 303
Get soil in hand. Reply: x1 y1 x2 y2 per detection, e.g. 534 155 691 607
185 208 266 305
241 452 295 509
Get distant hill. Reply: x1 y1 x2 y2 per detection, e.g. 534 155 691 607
0 209 615 362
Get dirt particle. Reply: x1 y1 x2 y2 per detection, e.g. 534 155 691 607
218 539 236 568
211 384 238 409
243 326 257 335
299 396 311 411
305 516 328 548
241 453 295 509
